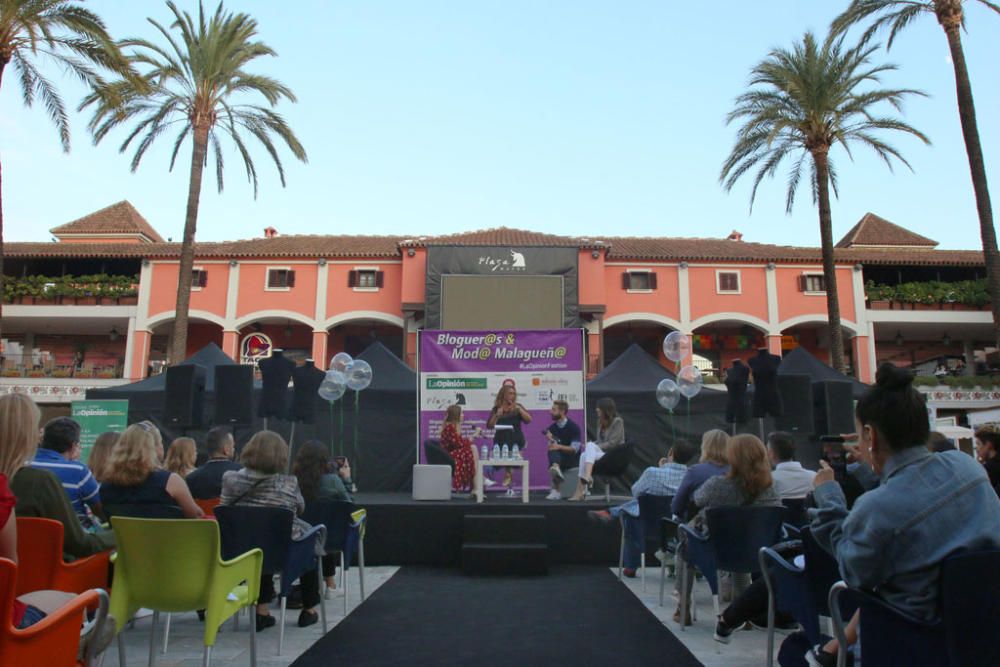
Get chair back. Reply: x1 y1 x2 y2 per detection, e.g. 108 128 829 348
110 517 221 613
801 527 840 617
781 498 808 527
833 585 943 666
214 505 294 573
941 550 1000 665
424 440 455 469
636 494 673 536
105 502 184 519
14 518 64 596
593 441 632 477
195 497 222 517
302 499 358 555
705 505 784 574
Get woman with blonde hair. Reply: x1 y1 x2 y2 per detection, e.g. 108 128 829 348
673 434 780 624
87 431 119 483
671 429 730 519
486 382 531 492
99 423 203 518
221 430 321 631
164 437 197 477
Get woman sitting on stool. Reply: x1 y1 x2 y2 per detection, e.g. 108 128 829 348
439 405 481 492
569 397 625 501
486 382 531 494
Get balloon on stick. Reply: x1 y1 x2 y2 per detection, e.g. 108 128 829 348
663 331 692 363
345 359 373 392
656 379 680 411
318 370 347 402
330 352 353 373
677 365 703 398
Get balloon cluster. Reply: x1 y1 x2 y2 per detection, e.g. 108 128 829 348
318 352 373 402
657 331 703 409
662 331 692 363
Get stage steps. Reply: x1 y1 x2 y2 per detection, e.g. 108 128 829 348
461 514 549 576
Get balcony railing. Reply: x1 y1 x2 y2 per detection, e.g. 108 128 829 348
866 279 990 311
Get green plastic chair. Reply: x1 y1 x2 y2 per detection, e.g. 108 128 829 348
108 517 263 667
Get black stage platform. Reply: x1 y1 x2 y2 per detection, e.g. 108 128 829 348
354 492 624 566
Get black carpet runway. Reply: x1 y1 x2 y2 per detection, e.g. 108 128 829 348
291 566 703 667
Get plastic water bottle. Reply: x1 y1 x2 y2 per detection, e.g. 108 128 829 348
512 444 520 459
492 444 501 460
481 445 489 460
501 444 510 460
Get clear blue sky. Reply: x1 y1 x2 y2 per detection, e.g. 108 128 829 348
2 1 998 249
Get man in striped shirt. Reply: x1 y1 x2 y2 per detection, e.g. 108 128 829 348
30 417 105 528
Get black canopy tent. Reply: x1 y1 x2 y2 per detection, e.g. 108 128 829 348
778 347 869 399
88 341 418 492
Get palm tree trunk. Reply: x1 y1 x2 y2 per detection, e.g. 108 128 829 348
170 122 210 365
938 17 1000 347
812 147 847 374
0 61 7 350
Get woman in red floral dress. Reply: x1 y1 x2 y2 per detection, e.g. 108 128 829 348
439 405 481 492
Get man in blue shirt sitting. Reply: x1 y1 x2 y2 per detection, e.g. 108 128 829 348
30 417 105 528
588 440 696 576
544 400 582 500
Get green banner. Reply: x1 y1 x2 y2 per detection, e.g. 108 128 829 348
71 400 129 463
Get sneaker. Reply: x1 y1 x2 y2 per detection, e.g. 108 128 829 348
483 478 496 488
587 510 613 524
549 464 565 481
805 646 838 667
654 548 667 564
545 489 562 500
622 567 637 578
713 616 735 644
505 487 515 497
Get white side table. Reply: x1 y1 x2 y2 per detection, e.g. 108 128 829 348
475 459 530 503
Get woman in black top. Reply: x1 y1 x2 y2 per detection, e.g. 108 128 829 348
486 383 531 492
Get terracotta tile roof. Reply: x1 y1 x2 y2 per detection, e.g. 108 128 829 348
399 227 608 249
835 212 937 248
49 201 165 243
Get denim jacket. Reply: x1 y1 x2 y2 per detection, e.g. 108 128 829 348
811 447 1000 621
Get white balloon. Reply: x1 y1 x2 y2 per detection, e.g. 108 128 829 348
677 365 703 399
345 359 373 392
656 378 680 411
663 331 692 363
330 352 353 373
318 370 347 402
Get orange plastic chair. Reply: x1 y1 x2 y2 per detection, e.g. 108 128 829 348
0 557 109 667
15 518 111 596
195 497 222 518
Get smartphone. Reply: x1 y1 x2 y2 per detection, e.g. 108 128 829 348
333 456 347 468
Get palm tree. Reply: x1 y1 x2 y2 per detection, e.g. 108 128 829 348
720 32 928 374
0 0 129 345
82 1 307 364
832 1 1000 348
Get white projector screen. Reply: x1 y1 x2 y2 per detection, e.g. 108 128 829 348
441 275 564 330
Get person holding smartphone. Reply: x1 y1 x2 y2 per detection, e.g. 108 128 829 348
440 405 482 492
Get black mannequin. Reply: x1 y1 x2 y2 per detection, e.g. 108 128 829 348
724 359 750 424
291 358 326 423
257 348 295 419
747 348 783 418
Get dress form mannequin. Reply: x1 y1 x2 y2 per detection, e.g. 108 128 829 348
724 359 750 434
747 347 783 438
291 359 325 424
257 348 295 429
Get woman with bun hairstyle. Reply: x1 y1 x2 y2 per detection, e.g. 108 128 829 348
805 363 1000 666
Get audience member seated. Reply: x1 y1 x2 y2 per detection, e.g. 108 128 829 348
588 439 696 576
164 436 197 477
438 405 481 492
544 399 582 500
87 431 119 483
185 426 242 499
805 363 1000 666
100 423 204 519
674 434 781 625
767 431 816 500
973 424 1000 495
221 430 321 630
293 441 354 596
927 430 956 454
671 429 729 520
570 397 625 501
29 416 105 529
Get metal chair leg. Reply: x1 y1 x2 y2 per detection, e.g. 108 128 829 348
679 560 688 632
248 605 257 667
318 556 328 633
341 552 349 616
202 644 212 667
641 553 646 592
659 554 667 606
118 630 127 667
162 613 171 654
358 540 366 601
148 610 159 667
278 596 287 655
617 521 625 581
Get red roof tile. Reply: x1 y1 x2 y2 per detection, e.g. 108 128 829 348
50 201 165 243
836 212 937 248
399 227 607 249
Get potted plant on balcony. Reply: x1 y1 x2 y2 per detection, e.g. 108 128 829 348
26 368 46 378
96 367 117 379
865 281 893 309
51 367 73 378
1 368 23 378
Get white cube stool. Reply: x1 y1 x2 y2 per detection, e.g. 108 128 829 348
412 464 452 501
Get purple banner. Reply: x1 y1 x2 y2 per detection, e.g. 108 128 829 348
418 329 587 490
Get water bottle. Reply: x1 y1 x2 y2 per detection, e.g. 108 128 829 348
501 444 509 460
492 444 501 460
512 444 520 460
481 445 489 460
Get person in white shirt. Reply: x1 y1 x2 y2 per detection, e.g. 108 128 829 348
767 431 816 499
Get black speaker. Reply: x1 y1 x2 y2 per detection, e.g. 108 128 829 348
813 380 855 437
163 364 206 428
775 374 814 434
214 365 254 426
